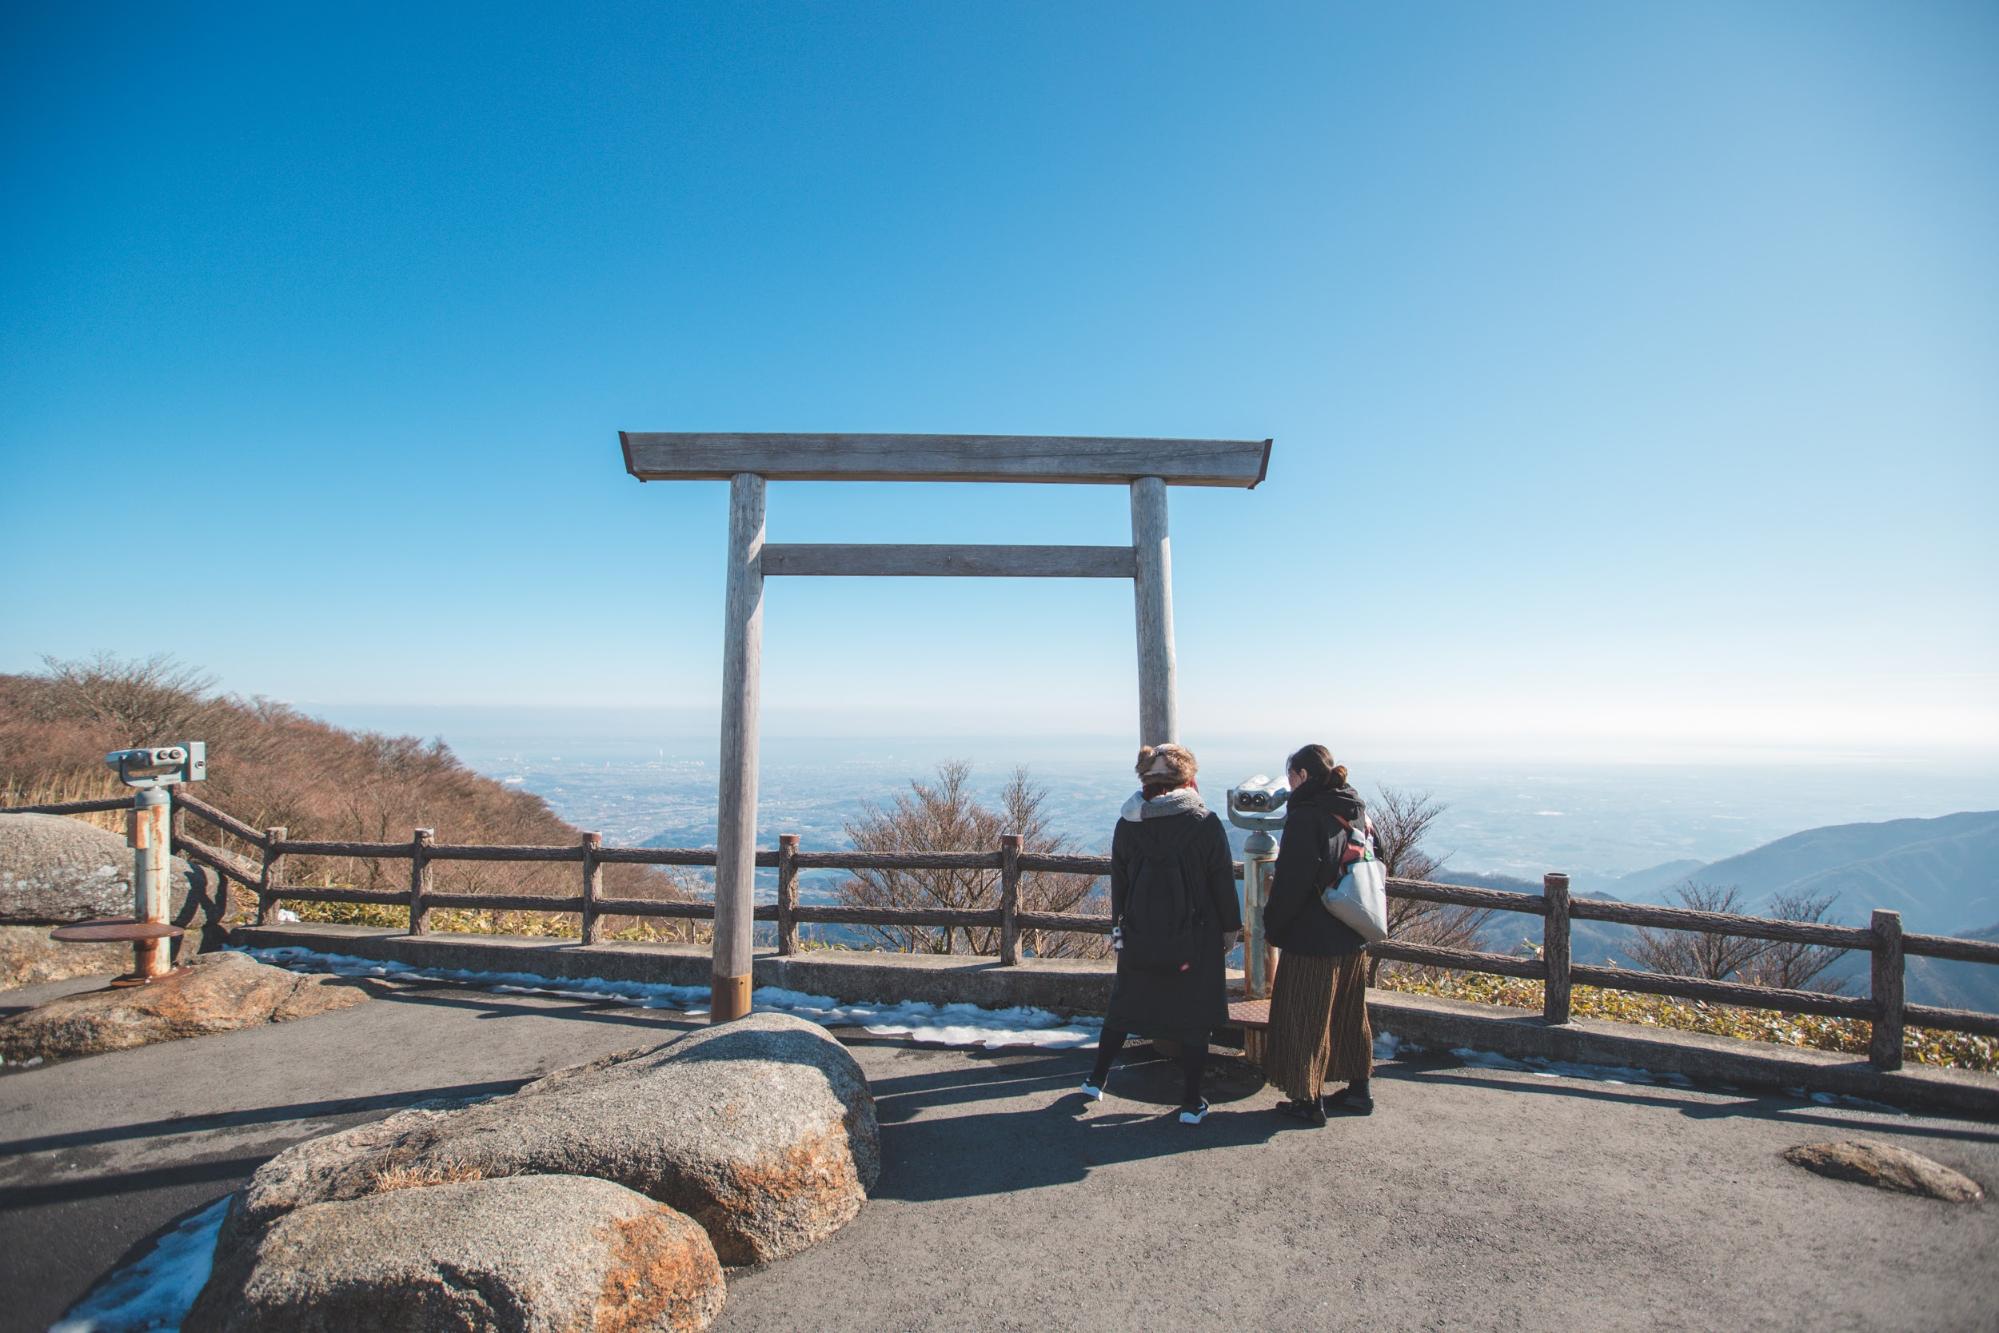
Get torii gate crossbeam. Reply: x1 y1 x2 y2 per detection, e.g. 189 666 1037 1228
620 432 1271 1021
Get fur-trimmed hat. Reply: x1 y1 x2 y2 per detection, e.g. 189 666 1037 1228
1134 742 1197 789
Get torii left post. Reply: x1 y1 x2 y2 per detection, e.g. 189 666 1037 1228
712 472 765 1022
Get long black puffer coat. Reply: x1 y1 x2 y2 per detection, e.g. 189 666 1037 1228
1264 778 1369 958
1103 789 1243 1042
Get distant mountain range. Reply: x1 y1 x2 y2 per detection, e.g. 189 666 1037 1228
1443 810 1999 1013
1606 810 1999 933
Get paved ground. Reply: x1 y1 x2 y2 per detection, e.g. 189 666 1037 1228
3 973 1995 1332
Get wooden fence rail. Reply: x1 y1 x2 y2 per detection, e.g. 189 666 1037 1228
7 794 1996 1072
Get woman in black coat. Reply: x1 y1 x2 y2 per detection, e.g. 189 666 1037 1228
1262 743 1375 1125
1081 742 1242 1124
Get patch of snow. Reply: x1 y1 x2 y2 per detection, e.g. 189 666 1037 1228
1826 1093 1905 1115
51 1194 228 1333
1449 1046 1659 1087
242 947 1100 1049
275 908 300 923
1372 1032 1407 1061
752 986 1098 1048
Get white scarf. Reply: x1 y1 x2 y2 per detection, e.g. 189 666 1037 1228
1119 787 1208 822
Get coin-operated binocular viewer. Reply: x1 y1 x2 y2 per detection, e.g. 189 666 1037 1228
1226 776 1289 999
51 743 207 985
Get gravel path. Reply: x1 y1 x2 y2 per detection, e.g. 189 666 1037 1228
3 974 1993 1332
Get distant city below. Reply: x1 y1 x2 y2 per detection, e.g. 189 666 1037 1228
314 704 1998 891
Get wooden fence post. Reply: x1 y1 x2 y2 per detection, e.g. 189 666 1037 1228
255 827 287 925
580 832 602 944
1870 908 1904 1071
408 828 434 935
1543 872 1572 1024
1000 833 1023 965
776 834 799 956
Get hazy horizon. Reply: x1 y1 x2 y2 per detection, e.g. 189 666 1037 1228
298 700 1999 888
302 701 1999 771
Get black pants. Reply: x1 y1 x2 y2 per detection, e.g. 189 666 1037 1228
1090 1027 1207 1105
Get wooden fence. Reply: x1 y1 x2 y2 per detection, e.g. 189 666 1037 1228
11 793 1999 1073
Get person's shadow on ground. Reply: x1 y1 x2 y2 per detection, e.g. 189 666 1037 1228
864 1041 1296 1202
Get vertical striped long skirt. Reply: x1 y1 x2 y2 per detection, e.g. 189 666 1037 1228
1263 949 1372 1101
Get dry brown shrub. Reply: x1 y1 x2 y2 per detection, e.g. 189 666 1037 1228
369 1160 486 1193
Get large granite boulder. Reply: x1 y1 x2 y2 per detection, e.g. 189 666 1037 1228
0 812 200 989
0 951 367 1063
0 811 195 920
231 1011 878 1266
186 1173 725 1332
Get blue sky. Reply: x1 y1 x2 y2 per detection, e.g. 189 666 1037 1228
3 1 1994 765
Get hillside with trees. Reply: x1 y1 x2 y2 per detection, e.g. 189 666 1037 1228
0 655 693 934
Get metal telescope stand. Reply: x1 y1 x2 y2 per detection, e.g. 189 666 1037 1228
1225 781 1288 1065
48 743 206 986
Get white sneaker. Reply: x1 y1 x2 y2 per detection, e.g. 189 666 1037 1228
1178 1099 1210 1125
1080 1080 1105 1101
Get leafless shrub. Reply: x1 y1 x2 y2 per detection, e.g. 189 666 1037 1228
1625 881 1768 980
837 761 1107 958
1365 786 1494 983
1739 889 1851 993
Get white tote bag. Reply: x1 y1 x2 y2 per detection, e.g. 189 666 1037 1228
1320 832 1391 943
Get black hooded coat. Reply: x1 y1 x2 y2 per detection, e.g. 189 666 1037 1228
1264 778 1370 958
1103 790 1243 1041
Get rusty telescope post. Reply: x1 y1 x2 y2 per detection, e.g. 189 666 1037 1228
49 743 208 985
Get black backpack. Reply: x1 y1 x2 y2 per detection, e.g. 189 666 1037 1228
1118 818 1207 970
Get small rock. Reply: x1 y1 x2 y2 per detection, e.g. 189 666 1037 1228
187 1173 724 1332
0 951 367 1063
233 1011 878 1265
1784 1139 1984 1202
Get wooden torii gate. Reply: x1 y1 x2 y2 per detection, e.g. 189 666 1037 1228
619 433 1272 1021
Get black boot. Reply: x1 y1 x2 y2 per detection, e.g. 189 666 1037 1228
1323 1082 1374 1116
1277 1096 1328 1127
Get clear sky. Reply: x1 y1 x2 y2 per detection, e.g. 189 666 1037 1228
3 1 1994 765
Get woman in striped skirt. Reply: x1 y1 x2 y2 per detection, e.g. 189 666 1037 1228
1261 744 1374 1125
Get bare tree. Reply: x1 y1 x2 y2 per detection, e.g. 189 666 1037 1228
995 766 1110 959
1365 786 1494 982
836 761 1106 957
34 652 218 743
1624 881 1767 980
1740 889 1851 992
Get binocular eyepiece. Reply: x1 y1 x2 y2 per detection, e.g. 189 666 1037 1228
105 742 207 789
1225 775 1289 829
